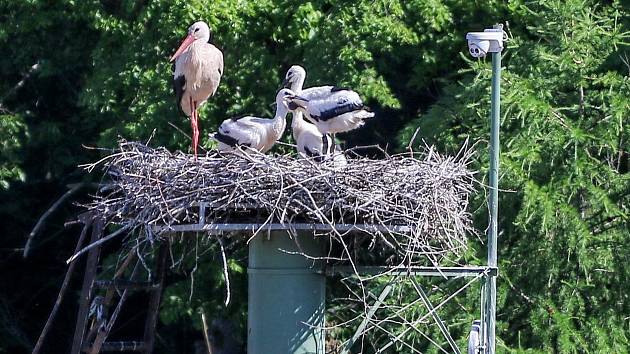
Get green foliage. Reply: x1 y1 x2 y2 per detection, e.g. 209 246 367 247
401 0 630 351
0 114 26 189
0 0 628 352
158 241 248 352
160 257 247 329
77 0 505 151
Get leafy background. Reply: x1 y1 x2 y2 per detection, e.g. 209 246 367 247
0 0 628 352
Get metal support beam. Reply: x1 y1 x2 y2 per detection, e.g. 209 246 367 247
70 217 103 354
155 222 412 234
143 243 168 354
341 283 394 354
327 265 496 278
93 280 159 290
484 48 502 354
410 278 461 354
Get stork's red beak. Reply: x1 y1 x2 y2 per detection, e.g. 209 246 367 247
170 34 196 62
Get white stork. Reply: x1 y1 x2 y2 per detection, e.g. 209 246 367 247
285 84 374 135
292 112 337 162
282 65 344 163
210 89 302 153
282 65 335 101
171 21 224 157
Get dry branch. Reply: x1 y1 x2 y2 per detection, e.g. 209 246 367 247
82 140 477 266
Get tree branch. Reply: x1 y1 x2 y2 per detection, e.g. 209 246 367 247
23 183 86 258
32 217 93 354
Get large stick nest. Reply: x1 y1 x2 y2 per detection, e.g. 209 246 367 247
85 141 477 265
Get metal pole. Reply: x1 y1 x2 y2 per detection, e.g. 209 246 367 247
248 231 325 354
485 49 501 354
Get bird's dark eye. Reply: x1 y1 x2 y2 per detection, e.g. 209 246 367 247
194 28 199 32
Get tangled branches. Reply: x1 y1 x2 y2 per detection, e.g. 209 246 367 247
84 141 477 266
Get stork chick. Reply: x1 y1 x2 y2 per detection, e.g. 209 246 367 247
286 88 374 134
282 65 335 101
283 65 340 162
211 89 304 153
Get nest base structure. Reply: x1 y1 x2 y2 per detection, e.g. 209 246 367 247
88 141 478 266
157 202 496 279
159 218 496 354
80 141 483 353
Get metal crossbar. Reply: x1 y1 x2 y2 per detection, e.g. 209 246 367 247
153 222 412 234
341 283 395 354
327 265 497 278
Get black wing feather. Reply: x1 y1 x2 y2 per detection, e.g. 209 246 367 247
319 102 363 121
213 132 240 147
173 75 186 115
304 146 325 162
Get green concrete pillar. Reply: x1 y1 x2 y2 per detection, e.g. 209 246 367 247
248 231 325 354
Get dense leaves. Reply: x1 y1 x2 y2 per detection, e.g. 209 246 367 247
0 114 26 189
401 0 630 351
0 0 628 352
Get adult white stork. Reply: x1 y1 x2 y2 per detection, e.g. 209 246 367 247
282 65 342 163
210 89 302 153
285 85 374 135
171 20 224 157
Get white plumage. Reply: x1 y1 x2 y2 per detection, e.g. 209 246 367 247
287 85 374 134
294 118 335 161
282 65 334 101
467 320 481 354
210 89 295 153
283 65 345 164
171 21 224 156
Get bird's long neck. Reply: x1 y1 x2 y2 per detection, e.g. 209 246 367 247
188 40 207 64
271 104 289 137
290 75 305 94
289 77 307 134
291 110 309 132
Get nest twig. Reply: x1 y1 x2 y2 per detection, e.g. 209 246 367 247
83 140 477 265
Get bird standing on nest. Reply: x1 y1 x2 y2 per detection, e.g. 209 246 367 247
171 20 224 157
285 84 374 138
210 89 306 153
283 65 346 164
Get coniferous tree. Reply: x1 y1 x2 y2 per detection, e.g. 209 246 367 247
401 1 630 351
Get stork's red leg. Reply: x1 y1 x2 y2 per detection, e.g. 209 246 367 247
189 97 198 157
192 101 199 157
189 96 194 153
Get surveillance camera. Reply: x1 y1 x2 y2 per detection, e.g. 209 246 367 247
468 40 490 58
466 28 504 58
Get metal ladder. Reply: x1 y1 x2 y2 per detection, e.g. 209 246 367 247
70 216 168 354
